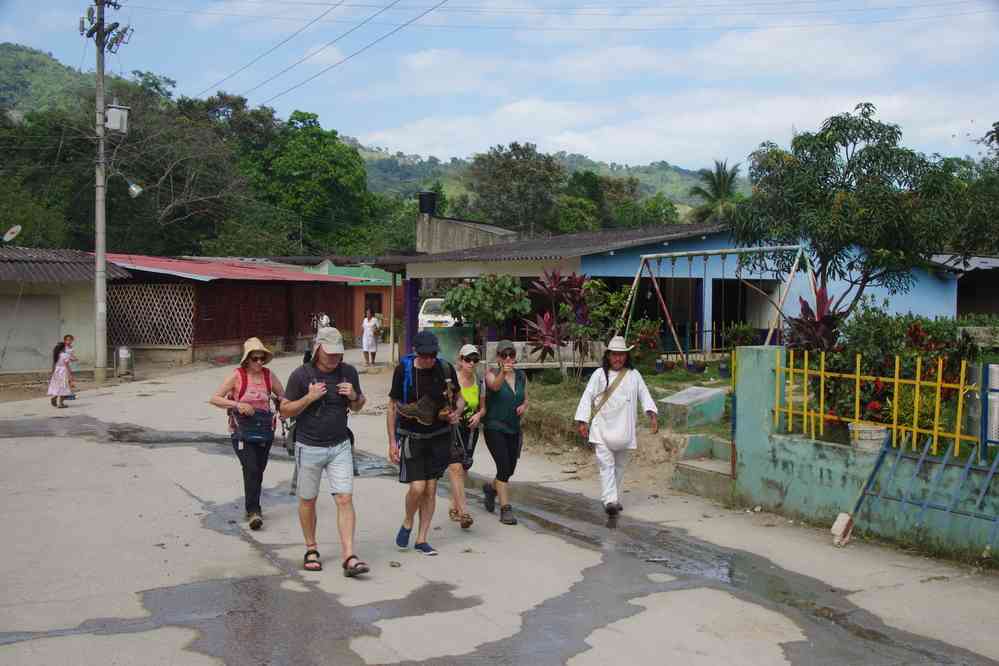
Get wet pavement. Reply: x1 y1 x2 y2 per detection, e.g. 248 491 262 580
1 415 996 664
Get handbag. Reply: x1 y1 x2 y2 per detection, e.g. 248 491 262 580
235 409 275 446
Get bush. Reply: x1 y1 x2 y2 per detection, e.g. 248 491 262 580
535 368 565 385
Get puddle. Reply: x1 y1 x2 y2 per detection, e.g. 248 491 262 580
1 416 995 665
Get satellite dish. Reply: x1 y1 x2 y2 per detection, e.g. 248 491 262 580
2 225 21 243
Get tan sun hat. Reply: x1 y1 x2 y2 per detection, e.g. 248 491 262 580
240 337 273 366
314 327 345 355
606 335 634 353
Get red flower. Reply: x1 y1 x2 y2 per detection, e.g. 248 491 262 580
874 379 884 394
866 400 882 413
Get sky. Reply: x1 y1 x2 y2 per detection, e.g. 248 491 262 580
2 0 998 170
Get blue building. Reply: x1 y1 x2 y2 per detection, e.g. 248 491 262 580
401 223 960 352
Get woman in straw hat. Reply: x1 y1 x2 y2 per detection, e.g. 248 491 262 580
574 335 658 517
210 338 285 531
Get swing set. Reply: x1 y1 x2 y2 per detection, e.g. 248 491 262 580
617 245 810 367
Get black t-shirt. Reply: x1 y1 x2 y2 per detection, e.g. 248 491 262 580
285 362 362 447
390 360 459 435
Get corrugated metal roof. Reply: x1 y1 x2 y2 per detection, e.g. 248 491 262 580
0 247 132 283
106 254 367 283
403 222 729 264
932 255 999 272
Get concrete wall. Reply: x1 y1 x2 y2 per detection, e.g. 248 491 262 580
0 281 96 372
415 215 517 254
734 346 999 553
581 233 960 351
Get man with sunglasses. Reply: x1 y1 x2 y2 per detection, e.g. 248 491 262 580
281 327 369 577
387 330 461 556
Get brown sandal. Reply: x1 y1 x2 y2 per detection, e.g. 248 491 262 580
343 555 369 578
460 513 474 529
304 547 322 571
448 508 461 522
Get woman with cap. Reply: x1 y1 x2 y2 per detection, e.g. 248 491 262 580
482 340 528 526
210 338 285 531
447 343 486 529
574 335 658 517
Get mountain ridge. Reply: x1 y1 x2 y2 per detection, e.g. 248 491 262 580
1 42 747 206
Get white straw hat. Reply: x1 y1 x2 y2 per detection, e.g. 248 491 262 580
606 335 634 352
240 338 273 366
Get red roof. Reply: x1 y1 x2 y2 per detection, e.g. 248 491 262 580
106 254 366 283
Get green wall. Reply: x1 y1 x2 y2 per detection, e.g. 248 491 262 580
734 346 999 554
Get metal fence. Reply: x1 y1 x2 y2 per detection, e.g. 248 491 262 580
774 349 985 459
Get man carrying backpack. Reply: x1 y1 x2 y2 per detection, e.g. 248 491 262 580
281 327 369 577
387 330 462 557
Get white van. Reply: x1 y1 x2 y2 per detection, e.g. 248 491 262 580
418 298 456 330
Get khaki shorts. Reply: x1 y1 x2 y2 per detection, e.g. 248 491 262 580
295 440 353 499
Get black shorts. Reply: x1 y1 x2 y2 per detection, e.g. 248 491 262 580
398 433 452 483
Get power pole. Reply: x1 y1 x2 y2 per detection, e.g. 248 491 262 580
82 0 129 383
93 0 108 384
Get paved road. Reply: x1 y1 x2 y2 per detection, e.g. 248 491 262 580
1 352 998 665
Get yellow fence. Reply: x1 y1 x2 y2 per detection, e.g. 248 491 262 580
773 350 980 456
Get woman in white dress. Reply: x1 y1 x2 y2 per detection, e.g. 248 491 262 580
47 334 77 408
574 335 658 516
360 307 380 366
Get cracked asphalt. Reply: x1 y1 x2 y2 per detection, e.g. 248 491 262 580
2 351 998 665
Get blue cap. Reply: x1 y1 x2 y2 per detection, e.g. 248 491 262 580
413 330 440 354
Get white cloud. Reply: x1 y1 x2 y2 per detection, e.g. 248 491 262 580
303 43 345 67
360 86 999 168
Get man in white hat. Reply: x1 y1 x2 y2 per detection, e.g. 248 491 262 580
281 327 369 576
574 335 658 517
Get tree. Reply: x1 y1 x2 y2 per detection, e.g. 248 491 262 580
466 142 566 235
553 195 600 233
730 103 958 317
242 111 368 248
689 159 742 223
428 180 449 217
641 192 680 225
442 275 531 345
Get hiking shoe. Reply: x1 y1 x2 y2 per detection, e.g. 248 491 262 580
248 513 263 530
483 482 497 513
500 505 518 525
414 542 438 556
395 525 412 549
604 503 619 517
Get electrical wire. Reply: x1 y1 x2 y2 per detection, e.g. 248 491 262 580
211 0 986 17
194 0 348 97
260 0 450 104
241 0 408 97
124 4 997 31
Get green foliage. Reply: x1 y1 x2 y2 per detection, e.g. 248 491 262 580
809 299 981 441
467 142 566 235
732 103 969 317
0 178 68 247
553 195 600 233
0 43 92 112
688 159 743 223
581 279 630 342
441 274 531 342
200 200 300 256
724 322 757 348
958 313 999 327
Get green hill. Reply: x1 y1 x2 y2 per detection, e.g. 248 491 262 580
0 43 94 113
1 42 749 206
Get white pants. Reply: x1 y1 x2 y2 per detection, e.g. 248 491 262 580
594 443 630 506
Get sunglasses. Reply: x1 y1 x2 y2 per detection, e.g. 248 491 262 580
462 356 480 364
249 355 267 362
499 351 516 359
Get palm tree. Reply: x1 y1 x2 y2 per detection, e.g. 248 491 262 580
688 159 742 223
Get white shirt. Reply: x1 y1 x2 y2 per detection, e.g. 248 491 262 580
574 368 658 450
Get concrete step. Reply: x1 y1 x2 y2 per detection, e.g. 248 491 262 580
672 457 734 503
